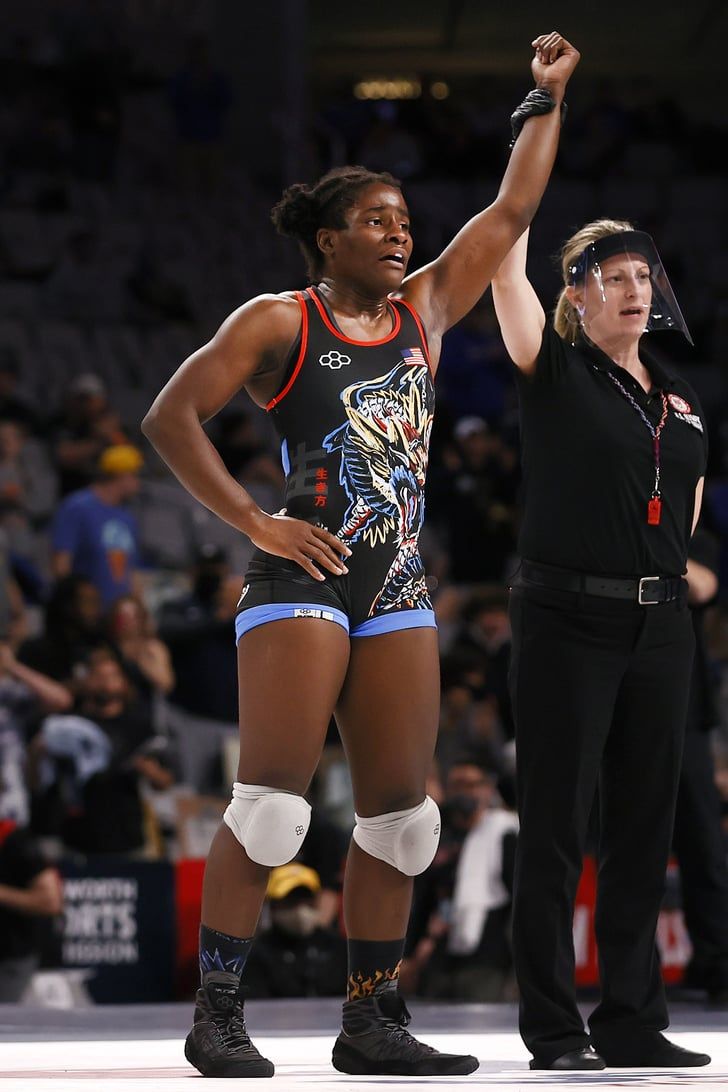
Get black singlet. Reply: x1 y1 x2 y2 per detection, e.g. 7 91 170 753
235 287 437 637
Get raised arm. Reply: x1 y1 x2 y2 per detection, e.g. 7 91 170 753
402 32 579 354
142 297 350 581
490 228 546 374
0 641 73 711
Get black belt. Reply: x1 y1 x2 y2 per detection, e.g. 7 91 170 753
519 561 685 605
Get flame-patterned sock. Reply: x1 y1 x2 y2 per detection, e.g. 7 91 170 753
346 938 405 1001
199 924 253 985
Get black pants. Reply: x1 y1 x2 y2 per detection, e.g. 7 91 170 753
508 583 695 1063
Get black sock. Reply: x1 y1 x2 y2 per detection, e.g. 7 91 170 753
199 924 253 984
347 938 405 1001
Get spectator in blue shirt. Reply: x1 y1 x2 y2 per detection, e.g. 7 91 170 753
51 445 143 607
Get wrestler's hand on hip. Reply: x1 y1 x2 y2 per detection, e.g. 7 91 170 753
531 32 580 99
247 509 351 581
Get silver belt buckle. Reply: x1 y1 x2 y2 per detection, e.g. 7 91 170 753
638 576 661 605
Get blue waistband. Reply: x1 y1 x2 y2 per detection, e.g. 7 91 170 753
235 604 437 643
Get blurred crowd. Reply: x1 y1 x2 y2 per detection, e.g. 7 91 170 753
0 2 727 1004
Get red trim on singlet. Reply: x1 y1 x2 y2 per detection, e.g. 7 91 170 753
396 297 433 376
307 286 402 345
266 292 309 411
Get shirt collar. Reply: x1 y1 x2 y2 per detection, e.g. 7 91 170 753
577 335 678 390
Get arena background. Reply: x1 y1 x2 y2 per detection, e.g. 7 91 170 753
0 0 727 1046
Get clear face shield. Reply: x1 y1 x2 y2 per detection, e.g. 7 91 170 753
568 230 693 346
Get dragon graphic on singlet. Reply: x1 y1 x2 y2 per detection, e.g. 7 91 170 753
322 358 434 616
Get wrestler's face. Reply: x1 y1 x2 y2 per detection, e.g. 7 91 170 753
574 252 653 345
318 184 413 294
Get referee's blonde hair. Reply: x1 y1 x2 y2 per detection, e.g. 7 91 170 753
554 219 634 343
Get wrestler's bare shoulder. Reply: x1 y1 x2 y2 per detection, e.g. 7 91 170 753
214 291 304 355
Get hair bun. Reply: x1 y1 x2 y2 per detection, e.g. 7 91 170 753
271 183 317 239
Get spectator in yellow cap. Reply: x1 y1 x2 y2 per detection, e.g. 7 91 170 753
266 862 321 901
97 445 144 476
243 863 347 999
51 444 143 607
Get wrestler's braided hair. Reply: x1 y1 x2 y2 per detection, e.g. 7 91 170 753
271 166 401 282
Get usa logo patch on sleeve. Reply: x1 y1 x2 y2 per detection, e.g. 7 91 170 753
667 393 691 414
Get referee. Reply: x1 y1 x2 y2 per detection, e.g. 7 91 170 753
490 221 711 1070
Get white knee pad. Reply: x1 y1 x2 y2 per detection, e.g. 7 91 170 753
223 783 311 866
352 796 441 876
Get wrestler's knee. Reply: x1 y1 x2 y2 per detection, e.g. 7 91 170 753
223 782 311 866
352 796 441 876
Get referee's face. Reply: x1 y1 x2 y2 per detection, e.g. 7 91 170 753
580 253 652 346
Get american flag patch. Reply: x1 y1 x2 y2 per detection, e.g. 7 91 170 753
401 346 427 367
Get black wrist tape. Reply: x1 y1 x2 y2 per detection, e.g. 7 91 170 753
509 88 567 148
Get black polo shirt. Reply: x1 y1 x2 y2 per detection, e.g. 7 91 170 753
515 326 708 577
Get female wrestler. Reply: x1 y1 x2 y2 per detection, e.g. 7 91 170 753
142 32 579 1078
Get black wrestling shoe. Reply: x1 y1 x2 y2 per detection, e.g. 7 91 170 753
184 972 274 1078
597 1032 711 1068
530 1047 605 1070
332 989 479 1076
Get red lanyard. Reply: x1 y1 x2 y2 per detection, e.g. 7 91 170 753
604 371 669 526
